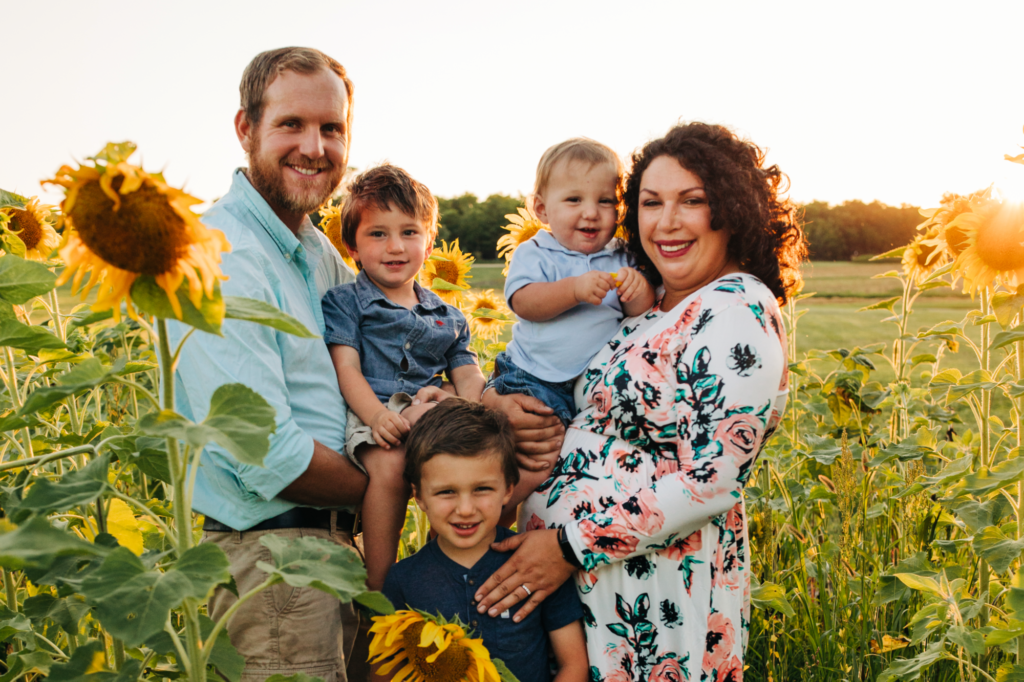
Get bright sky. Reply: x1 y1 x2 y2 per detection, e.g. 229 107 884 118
4 1 1024 211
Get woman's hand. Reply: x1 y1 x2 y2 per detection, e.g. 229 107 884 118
482 391 565 465
474 529 576 622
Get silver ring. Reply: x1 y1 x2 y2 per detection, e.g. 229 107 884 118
520 584 531 596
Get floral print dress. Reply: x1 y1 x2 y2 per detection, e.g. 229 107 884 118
521 274 788 682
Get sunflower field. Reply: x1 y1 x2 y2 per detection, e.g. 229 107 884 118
1 130 1024 682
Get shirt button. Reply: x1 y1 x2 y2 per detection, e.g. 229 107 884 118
468 579 475 586
405 343 411 349
471 620 478 628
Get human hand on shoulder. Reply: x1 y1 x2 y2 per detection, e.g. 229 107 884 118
574 270 615 306
369 409 410 449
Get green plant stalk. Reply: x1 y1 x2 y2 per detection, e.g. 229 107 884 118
3 569 21 652
3 347 33 460
157 318 205 682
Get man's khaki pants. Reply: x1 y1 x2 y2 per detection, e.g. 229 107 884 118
204 519 372 682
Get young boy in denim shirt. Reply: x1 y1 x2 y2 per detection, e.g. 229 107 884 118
380 399 588 682
322 165 485 589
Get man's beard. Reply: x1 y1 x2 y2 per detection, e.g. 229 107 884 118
247 134 343 216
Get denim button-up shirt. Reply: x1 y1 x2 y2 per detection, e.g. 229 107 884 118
321 271 477 401
165 170 355 530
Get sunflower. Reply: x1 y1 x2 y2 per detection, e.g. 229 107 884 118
318 203 358 272
497 207 548 276
953 198 1024 294
461 290 512 342
918 187 993 260
0 196 61 261
368 610 500 682
44 142 229 321
420 239 474 305
901 229 945 283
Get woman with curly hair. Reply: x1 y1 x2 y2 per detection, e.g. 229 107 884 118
475 122 807 681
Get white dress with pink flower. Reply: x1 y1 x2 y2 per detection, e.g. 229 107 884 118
521 274 788 682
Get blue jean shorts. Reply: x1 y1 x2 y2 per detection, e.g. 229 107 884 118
486 352 577 426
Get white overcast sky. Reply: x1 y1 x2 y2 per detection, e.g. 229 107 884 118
3 0 1024 210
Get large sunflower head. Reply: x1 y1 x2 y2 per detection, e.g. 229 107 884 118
918 187 993 260
318 203 358 272
497 207 548 276
44 142 230 321
420 239 474 305
368 610 501 682
461 289 512 342
0 195 61 261
953 198 1024 295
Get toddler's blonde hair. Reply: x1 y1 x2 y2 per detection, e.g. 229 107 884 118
531 137 624 214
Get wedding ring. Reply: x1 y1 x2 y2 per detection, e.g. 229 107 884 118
520 584 532 596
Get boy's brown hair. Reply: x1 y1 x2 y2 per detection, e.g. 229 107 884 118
404 398 519 488
340 164 439 251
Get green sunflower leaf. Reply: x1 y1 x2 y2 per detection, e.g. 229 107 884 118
429 277 470 292
138 383 275 466
223 296 318 338
256 535 368 602
0 255 58 303
0 516 109 571
130 275 224 335
354 590 395 615
0 319 66 354
16 455 109 516
0 189 28 211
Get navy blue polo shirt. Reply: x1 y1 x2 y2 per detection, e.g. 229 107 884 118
382 527 583 682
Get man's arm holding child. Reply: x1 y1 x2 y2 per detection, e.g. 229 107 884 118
329 344 409 448
550 621 589 682
615 266 656 317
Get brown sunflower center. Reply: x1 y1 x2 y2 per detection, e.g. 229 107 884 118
401 622 471 682
9 208 43 251
69 176 190 275
975 205 1024 273
944 222 970 255
915 240 936 268
432 260 460 285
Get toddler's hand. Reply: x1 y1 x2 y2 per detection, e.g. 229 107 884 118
614 267 652 303
370 409 410 449
574 270 615 306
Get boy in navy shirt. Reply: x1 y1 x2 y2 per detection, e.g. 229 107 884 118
381 399 588 682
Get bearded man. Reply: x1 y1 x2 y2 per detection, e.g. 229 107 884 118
166 47 369 682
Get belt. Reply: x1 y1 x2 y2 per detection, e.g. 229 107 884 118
203 507 359 534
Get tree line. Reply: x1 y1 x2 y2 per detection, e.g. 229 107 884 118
434 194 923 262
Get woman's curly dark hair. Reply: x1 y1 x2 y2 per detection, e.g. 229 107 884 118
622 122 807 304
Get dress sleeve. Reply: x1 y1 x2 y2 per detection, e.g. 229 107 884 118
564 299 785 570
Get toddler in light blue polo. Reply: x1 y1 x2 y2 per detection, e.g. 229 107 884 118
489 138 654 427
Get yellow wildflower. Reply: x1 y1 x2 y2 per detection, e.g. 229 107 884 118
420 239 474 305
497 207 547 276
462 290 512 342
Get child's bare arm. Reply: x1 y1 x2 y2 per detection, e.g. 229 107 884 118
329 344 409 448
616 267 656 317
510 271 615 321
450 363 486 402
549 620 589 682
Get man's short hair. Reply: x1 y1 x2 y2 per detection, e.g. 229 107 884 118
340 164 439 250
404 398 519 488
533 137 624 204
239 47 354 156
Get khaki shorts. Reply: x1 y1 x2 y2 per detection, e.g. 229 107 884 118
204 519 369 682
343 392 414 473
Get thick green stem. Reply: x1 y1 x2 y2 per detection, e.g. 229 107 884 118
4 347 33 459
156 318 205 682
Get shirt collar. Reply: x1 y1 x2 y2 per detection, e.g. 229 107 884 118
230 168 315 263
354 270 449 311
531 228 623 256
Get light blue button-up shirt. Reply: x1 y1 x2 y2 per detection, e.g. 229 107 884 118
166 170 355 529
504 230 632 382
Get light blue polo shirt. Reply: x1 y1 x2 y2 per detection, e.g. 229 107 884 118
165 169 355 530
504 230 632 382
